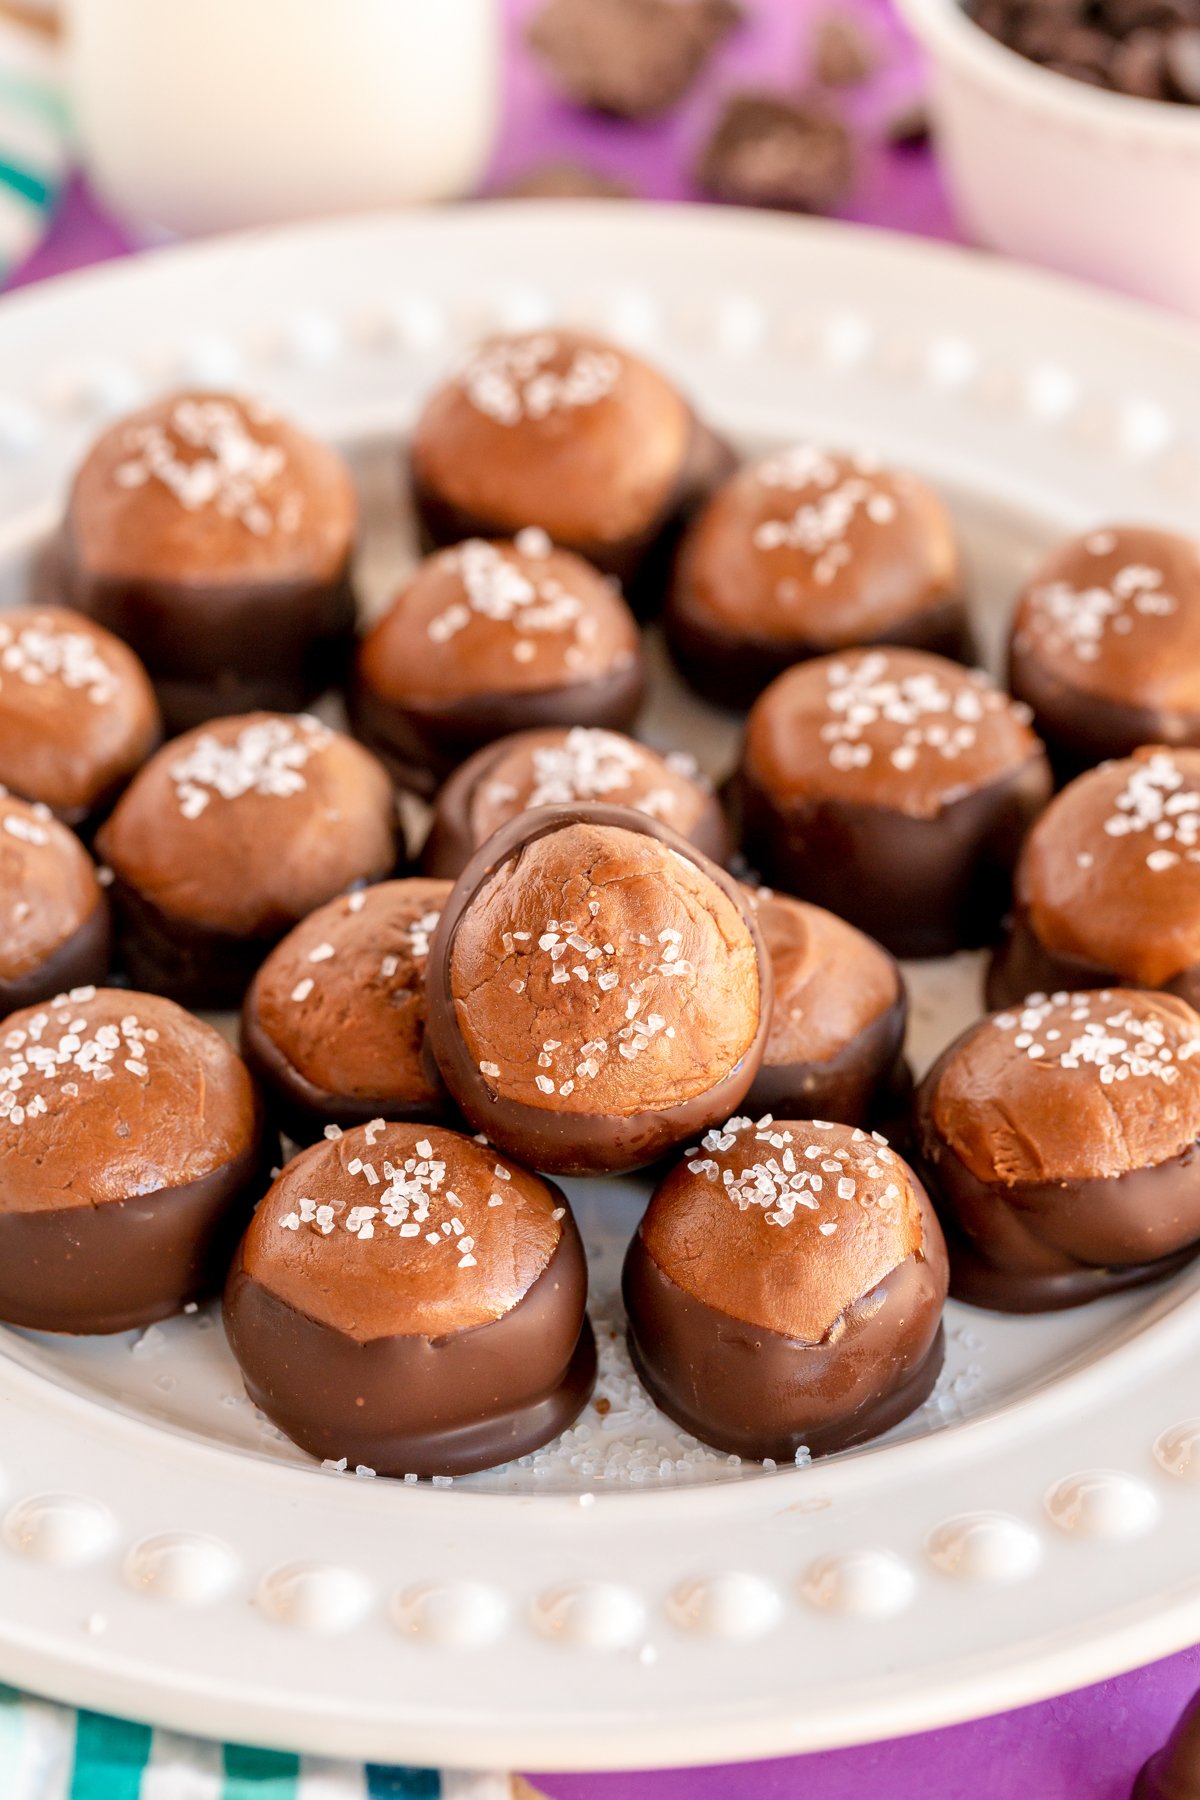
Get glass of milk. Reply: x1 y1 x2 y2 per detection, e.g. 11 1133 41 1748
64 0 500 235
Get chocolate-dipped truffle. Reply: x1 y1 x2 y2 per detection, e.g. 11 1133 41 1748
623 1115 948 1460
0 793 110 1014
353 534 644 794
425 807 771 1175
988 747 1200 1010
1008 526 1200 780
0 607 160 829
409 330 732 602
421 725 729 878
223 1120 595 1477
916 989 1200 1311
242 878 453 1144
0 987 266 1334
97 712 399 1007
742 886 907 1127
669 445 972 708
49 392 357 732
735 648 1051 958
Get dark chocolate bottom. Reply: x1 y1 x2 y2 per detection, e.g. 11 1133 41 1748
106 878 287 1010
940 1208 1199 1313
224 1215 597 1477
351 662 646 800
240 1000 456 1147
743 998 909 1132
666 594 977 714
0 895 112 1017
986 915 1200 1013
1133 1690 1200 1800
734 756 1051 960
51 531 359 736
0 1128 270 1335
1008 644 1200 791
622 1235 947 1462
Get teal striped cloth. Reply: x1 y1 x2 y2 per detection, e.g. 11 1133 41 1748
0 1685 518 1799
0 14 67 277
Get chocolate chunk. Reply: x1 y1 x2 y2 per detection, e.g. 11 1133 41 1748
1110 27 1168 92
812 12 880 85
527 0 741 122
498 161 635 202
884 99 932 146
696 92 855 215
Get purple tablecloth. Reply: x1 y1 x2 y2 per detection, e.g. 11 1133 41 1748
7 3 1198 1794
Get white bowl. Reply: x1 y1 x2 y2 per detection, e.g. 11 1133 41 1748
899 0 1200 316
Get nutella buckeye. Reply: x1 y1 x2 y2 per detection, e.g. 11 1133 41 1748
916 989 1200 1311
669 445 972 708
735 648 1051 958
425 807 771 1175
409 329 733 602
97 712 399 1006
242 878 453 1144
422 725 729 878
223 1121 595 1477
0 793 110 1014
353 535 644 795
0 607 160 828
743 887 908 1128
623 1116 948 1459
0 987 266 1334
49 392 358 732
1009 526 1200 779
988 747 1200 1010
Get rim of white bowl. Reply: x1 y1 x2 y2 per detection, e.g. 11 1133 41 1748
899 0 1200 147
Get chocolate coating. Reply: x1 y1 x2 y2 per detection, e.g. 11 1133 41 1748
0 794 111 1013
742 886 908 1127
1135 1684 1200 1800
421 725 730 877
97 712 399 1006
669 445 973 709
223 1121 595 1477
915 989 1200 1311
51 392 358 732
409 329 734 602
988 747 1200 1010
0 987 266 1333
1009 526 1200 781
735 648 1051 957
623 1116 948 1459
425 806 771 1175
0 607 160 827
353 536 644 795
242 878 453 1144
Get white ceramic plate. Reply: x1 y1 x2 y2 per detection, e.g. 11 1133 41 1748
2 204 1200 1773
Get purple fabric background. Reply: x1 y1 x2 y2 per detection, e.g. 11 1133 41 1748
8 2 1198 1793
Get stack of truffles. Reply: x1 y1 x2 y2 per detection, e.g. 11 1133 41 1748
5 334 1200 1481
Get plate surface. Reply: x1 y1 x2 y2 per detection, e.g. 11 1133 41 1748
2 204 1200 1771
